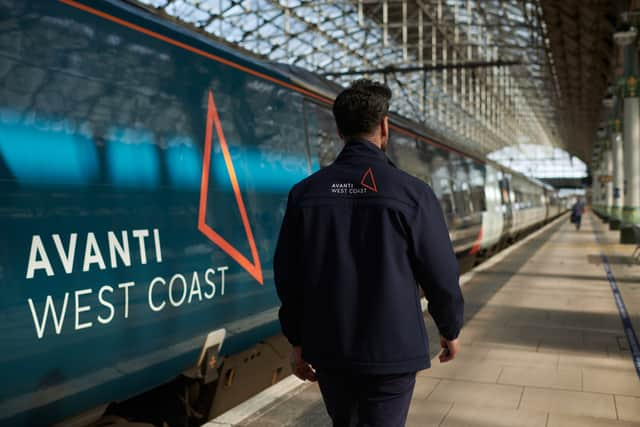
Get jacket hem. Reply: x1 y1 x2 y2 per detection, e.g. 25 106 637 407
306 355 431 375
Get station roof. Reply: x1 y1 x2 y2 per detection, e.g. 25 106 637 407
540 0 626 162
131 0 628 168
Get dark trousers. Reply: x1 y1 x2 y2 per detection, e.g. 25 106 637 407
316 369 416 427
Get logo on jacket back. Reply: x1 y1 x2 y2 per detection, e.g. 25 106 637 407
360 167 378 192
330 168 378 194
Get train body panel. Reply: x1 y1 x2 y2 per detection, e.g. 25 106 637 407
512 206 547 232
0 1 563 424
509 176 547 234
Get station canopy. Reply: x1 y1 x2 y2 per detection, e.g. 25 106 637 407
132 0 625 179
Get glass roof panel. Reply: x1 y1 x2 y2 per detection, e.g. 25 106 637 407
488 144 587 178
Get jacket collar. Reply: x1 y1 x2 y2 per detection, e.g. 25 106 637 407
335 138 391 164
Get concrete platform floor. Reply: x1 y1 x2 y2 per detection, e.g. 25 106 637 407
236 212 640 427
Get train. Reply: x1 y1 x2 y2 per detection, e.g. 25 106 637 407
0 0 567 426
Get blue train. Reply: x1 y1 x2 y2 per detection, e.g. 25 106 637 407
0 1 566 425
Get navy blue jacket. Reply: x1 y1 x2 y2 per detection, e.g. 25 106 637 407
273 139 464 374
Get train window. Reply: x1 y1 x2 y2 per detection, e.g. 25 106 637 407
449 152 473 216
499 174 512 205
484 164 502 211
304 101 342 170
514 190 523 209
387 131 429 183
430 149 455 218
468 160 486 212
416 138 438 185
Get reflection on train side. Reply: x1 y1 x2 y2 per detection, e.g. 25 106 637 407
0 111 310 193
211 147 310 192
0 112 99 186
166 136 201 189
107 128 160 189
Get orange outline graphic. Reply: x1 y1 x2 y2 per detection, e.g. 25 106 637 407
360 168 378 192
198 90 263 285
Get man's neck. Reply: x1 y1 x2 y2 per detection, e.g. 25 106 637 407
348 135 382 149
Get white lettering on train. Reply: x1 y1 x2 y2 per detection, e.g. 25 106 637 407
27 282 136 339
26 235 54 279
204 268 216 299
27 294 68 338
75 288 93 331
83 232 106 272
52 233 77 274
118 281 135 319
148 277 166 312
23 228 235 339
169 274 187 307
107 231 131 268
153 228 162 263
188 271 202 303
25 229 163 279
25 266 229 339
147 267 228 314
132 229 150 265
98 285 115 324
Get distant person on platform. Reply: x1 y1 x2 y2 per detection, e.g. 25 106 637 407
273 79 464 427
571 198 585 230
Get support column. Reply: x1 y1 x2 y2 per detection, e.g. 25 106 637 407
592 161 602 214
604 145 614 220
621 75 640 243
610 119 624 229
593 133 608 216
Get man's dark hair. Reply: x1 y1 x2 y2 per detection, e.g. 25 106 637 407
332 79 392 139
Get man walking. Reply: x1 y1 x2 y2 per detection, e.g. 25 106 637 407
274 80 464 427
571 197 585 230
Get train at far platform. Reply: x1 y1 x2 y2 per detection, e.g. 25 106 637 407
0 0 567 426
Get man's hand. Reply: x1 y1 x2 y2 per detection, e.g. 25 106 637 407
439 336 459 363
291 346 317 382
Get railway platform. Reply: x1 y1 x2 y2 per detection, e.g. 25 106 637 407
206 212 640 427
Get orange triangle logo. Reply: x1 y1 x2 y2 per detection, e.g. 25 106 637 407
360 167 378 192
198 90 263 285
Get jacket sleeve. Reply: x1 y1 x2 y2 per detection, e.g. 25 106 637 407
410 186 464 340
273 190 303 346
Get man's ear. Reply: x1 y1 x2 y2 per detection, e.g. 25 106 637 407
381 116 389 139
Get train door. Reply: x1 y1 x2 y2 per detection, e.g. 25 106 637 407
448 152 478 253
428 148 456 233
499 170 514 238
469 160 487 215
483 164 505 249
510 175 532 234
303 100 342 170
511 179 525 233
543 188 551 220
